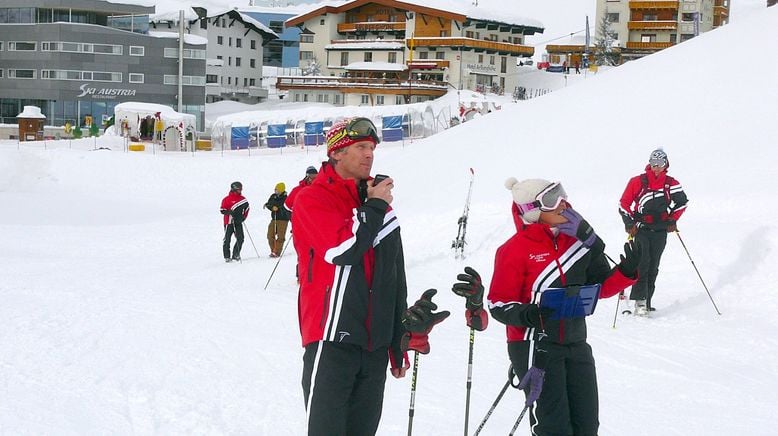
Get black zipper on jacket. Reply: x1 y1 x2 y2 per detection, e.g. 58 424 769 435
320 285 332 328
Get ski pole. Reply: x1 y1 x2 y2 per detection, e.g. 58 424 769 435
244 223 261 259
674 231 722 315
612 291 624 328
473 365 516 436
508 404 531 436
463 327 475 436
264 236 292 290
407 351 420 436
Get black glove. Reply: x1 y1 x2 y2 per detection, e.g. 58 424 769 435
521 304 554 328
400 289 450 354
618 240 641 278
452 266 484 311
220 209 230 215
667 222 678 232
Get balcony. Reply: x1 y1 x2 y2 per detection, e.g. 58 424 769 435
627 20 678 30
407 59 450 69
409 37 534 56
546 44 588 54
625 41 675 50
337 22 406 33
276 75 448 97
629 1 679 10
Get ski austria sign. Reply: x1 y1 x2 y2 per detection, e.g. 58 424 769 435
77 83 137 100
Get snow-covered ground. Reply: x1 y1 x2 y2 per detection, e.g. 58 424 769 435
2 6 778 436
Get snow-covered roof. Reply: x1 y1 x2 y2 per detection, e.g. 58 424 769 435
204 9 279 38
325 41 405 50
344 62 407 71
149 9 199 23
17 106 46 119
114 102 195 123
148 31 208 45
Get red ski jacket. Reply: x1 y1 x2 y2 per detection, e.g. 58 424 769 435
488 203 636 344
619 166 688 231
284 178 312 213
292 163 407 358
220 192 249 226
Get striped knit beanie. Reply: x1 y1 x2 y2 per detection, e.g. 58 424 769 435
325 119 376 156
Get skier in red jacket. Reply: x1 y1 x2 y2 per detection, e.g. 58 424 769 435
284 166 318 214
488 177 640 436
220 181 249 262
619 148 688 315
291 118 448 435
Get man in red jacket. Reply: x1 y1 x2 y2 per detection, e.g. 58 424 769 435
619 149 688 315
285 166 318 214
291 118 447 435
220 181 250 262
488 177 640 436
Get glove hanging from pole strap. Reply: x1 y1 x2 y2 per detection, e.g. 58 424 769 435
401 289 450 354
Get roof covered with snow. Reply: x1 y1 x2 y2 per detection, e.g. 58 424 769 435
325 41 405 50
344 61 407 71
17 106 46 119
114 102 196 123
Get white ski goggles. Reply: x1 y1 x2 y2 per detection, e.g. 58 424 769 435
517 182 568 214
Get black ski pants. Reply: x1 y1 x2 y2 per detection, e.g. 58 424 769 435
509 341 599 436
222 222 244 259
302 341 388 436
630 228 668 307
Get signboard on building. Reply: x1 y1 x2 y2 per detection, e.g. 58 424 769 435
465 63 497 74
77 83 138 100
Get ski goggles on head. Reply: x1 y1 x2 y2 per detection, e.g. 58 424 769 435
328 117 380 146
517 182 568 214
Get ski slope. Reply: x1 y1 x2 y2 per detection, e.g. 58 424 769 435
2 7 778 436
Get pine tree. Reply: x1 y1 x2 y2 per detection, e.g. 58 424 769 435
593 14 620 66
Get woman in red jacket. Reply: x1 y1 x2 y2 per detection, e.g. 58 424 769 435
488 177 640 436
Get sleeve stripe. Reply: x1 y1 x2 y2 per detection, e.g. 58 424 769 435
324 208 361 264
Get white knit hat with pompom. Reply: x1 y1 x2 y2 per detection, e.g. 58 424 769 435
505 177 553 223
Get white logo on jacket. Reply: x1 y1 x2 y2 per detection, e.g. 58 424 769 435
529 252 551 263
338 331 350 342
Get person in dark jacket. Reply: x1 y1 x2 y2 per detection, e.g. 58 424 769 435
619 148 688 315
220 181 250 262
264 182 290 257
291 118 448 436
488 177 640 436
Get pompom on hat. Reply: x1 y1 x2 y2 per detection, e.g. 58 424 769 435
505 177 554 223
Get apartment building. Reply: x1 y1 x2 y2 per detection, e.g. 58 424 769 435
241 7 302 68
279 0 543 106
595 0 730 61
0 0 207 129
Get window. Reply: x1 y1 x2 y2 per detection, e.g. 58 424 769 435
269 21 284 33
206 74 218 83
478 54 484 63
361 95 369 104
294 93 300 102
340 52 349 66
228 77 232 85
0 42 3 51
490 56 495 65
643 14 658 21
682 13 696 21
607 13 620 23
0 69 3 78
490 34 498 41
303 94 308 102
501 56 507 73
249 78 256 86
129 73 144 83
164 75 206 86
364 52 372 62
466 31 474 38
236 57 241 67
680 34 695 41
250 59 256 68
440 30 449 37
228 37 232 47
419 51 428 59
317 94 325 103
236 38 242 48
243 78 248 86
9 69 36 79
217 36 223 45
320 19 325 25
200 18 207 30
300 51 314 60
301 34 314 43
641 34 657 42
335 94 342 104
9 41 36 51
222 18 226 27
251 39 257 49
129 46 144 56
228 57 232 66
388 52 397 63
436 52 445 60
376 95 384 105
164 48 206 59
396 95 404 105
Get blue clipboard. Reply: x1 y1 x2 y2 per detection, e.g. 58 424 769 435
539 284 601 320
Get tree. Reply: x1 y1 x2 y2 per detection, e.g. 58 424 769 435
593 14 620 66
302 57 321 76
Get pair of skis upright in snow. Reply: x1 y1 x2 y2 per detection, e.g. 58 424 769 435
452 168 475 260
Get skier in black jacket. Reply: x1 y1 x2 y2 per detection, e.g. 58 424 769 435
264 182 290 257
